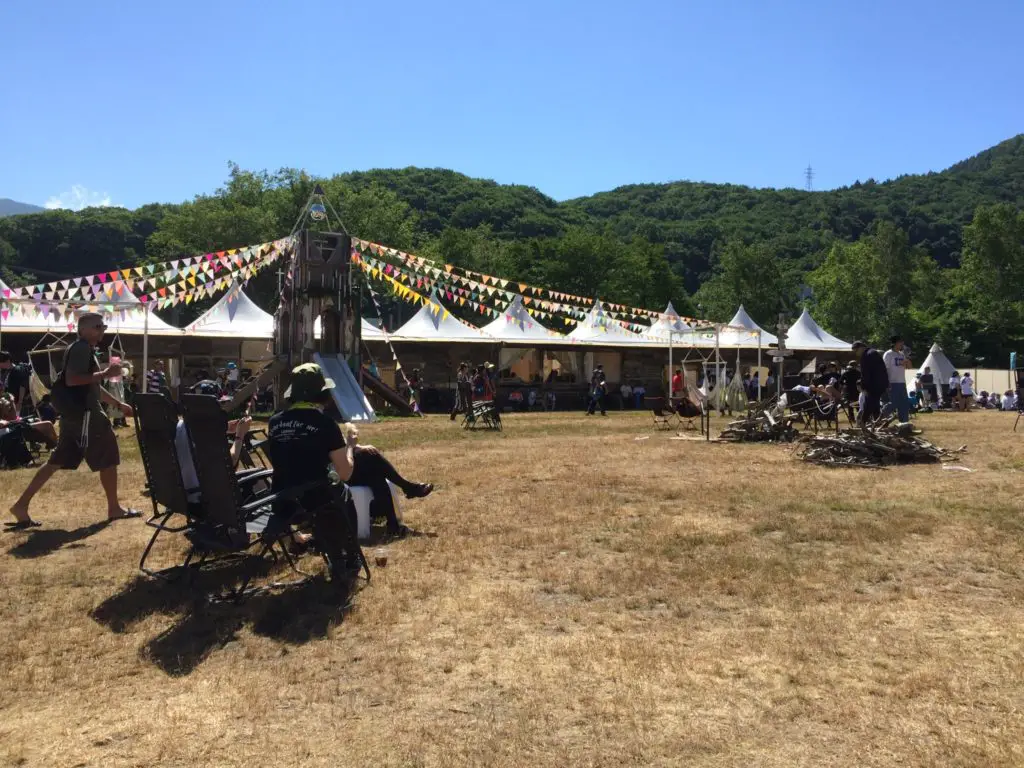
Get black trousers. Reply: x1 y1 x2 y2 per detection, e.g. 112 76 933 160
348 450 415 532
586 391 606 415
862 392 882 423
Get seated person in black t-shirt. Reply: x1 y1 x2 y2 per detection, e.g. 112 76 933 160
268 364 361 575
811 363 841 402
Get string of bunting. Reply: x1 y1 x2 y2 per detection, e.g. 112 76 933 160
0 237 294 323
0 237 295 311
351 237 718 330
355 261 418 412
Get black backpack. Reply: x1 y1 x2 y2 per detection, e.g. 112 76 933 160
0 425 33 469
49 342 90 418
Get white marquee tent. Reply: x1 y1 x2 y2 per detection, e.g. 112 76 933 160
390 290 495 343
568 301 649 346
481 295 565 342
718 305 778 348
643 301 691 342
184 281 274 339
784 308 851 352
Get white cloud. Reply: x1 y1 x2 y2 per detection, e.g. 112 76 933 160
44 185 118 211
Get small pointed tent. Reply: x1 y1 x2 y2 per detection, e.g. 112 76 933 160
718 305 778 348
916 343 956 384
391 290 495 343
643 301 691 342
784 309 851 352
481 295 564 342
568 301 648 346
184 282 274 339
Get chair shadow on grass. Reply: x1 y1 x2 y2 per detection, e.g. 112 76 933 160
7 521 111 559
91 558 357 677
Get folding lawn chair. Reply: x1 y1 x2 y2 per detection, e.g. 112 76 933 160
463 400 502 431
181 394 369 599
647 397 678 431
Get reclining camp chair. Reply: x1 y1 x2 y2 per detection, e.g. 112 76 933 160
783 389 840 434
134 393 199 578
181 394 370 598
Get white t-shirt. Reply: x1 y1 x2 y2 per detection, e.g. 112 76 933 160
1002 394 1015 410
960 375 974 396
174 421 200 503
882 349 906 384
949 375 960 391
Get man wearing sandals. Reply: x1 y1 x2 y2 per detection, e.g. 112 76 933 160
7 313 139 530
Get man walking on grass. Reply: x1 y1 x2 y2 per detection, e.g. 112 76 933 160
852 340 888 425
7 313 140 530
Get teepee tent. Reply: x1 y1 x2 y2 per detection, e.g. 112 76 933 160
481 295 565 342
568 301 649 346
717 305 778 348
184 282 274 339
784 309 850 352
916 343 956 384
391 290 495 343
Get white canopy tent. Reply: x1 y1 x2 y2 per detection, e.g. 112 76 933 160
784 308 851 352
390 290 495 343
184 281 274 339
568 301 650 347
481 295 566 343
0 279 180 337
643 301 692 344
718 305 777 348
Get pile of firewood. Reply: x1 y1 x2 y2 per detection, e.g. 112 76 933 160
719 409 800 443
797 423 966 468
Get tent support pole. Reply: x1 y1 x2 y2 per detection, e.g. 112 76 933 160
141 305 150 394
757 331 762 401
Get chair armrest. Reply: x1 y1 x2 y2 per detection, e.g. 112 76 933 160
238 479 327 515
236 468 273 485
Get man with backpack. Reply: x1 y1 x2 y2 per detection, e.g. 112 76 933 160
7 313 140 530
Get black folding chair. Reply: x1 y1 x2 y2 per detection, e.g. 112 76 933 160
181 394 368 599
134 393 200 578
647 397 678 431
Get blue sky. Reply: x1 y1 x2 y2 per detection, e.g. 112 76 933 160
2 0 1022 210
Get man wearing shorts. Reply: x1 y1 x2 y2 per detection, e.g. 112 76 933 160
7 313 139 530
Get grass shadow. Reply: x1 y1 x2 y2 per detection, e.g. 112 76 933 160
7 521 111 559
93 556 358 676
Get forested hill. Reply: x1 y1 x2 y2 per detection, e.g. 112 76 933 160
0 134 1022 362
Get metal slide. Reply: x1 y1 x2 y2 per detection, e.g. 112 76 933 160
313 353 377 422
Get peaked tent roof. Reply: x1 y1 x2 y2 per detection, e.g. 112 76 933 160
718 305 778 347
390 291 495 343
916 342 956 383
568 301 650 346
783 309 851 352
643 301 692 341
480 295 565 342
0 280 181 336
184 282 274 339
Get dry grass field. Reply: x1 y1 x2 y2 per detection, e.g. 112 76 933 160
1 409 1022 767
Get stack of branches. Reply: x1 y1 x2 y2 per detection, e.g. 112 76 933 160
719 404 800 443
797 421 966 468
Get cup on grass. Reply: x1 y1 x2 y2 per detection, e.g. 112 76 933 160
375 548 388 568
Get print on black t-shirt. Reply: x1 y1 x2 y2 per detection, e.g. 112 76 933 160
267 406 345 512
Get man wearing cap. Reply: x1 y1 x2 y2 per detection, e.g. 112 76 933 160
883 335 912 422
852 340 888 425
266 363 363 574
8 313 139 530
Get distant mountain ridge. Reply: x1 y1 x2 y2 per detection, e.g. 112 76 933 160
0 199 44 217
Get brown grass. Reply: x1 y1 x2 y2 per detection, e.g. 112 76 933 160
1 410 1023 767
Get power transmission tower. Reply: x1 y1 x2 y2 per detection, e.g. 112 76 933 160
804 164 814 192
